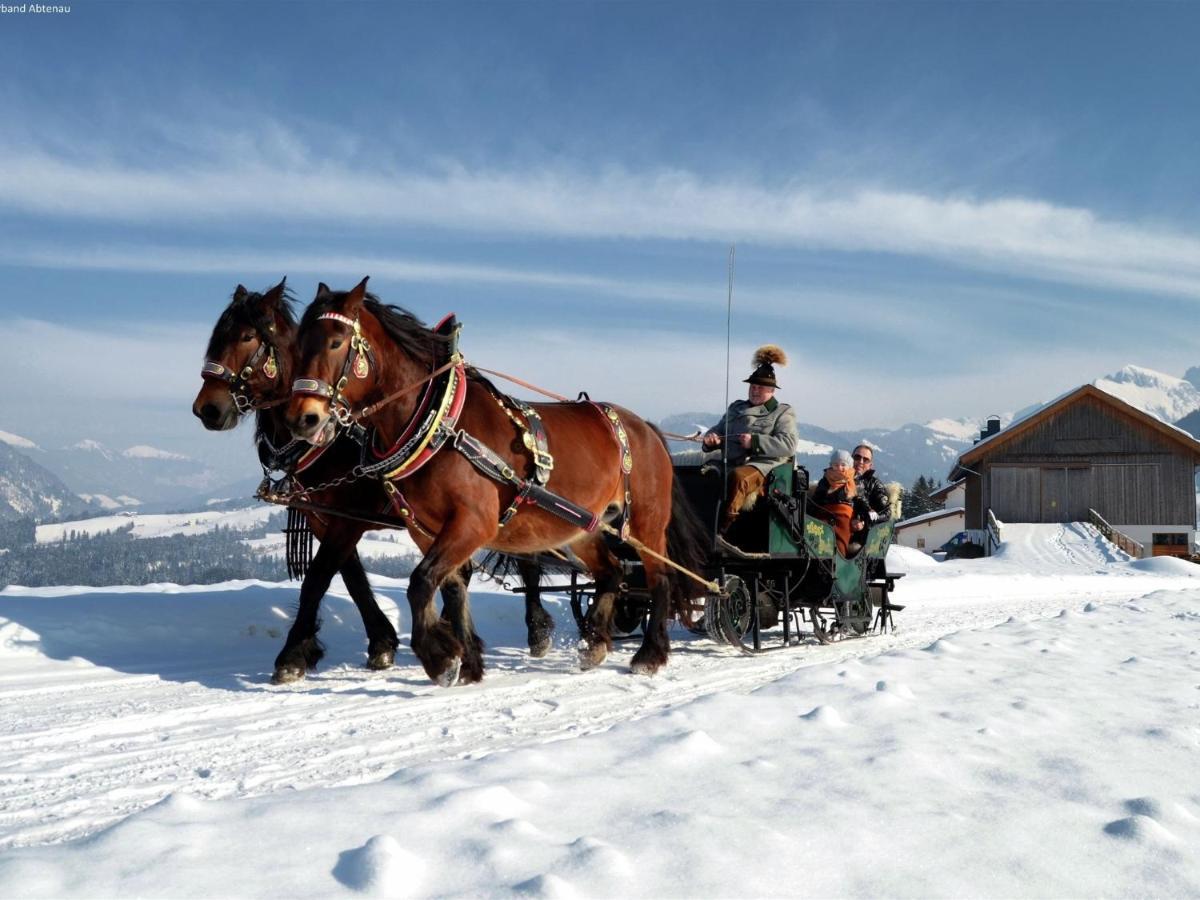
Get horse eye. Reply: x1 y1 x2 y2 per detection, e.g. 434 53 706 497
330 339 344 350
240 332 255 343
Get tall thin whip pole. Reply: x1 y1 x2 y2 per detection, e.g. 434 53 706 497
722 245 736 512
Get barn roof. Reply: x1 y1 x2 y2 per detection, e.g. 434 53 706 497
895 506 965 529
929 479 965 502
950 383 1200 481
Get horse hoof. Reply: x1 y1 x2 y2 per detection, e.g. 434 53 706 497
367 649 395 670
630 658 661 676
435 657 462 688
528 637 552 659
577 642 607 671
271 665 305 685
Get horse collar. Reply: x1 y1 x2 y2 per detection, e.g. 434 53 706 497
362 360 468 481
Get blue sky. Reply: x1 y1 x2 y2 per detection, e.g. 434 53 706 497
2 1 1200 451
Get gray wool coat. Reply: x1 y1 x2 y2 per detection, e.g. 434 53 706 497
704 397 800 476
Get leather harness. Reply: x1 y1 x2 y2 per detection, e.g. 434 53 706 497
201 331 279 414
200 326 337 480
289 312 634 541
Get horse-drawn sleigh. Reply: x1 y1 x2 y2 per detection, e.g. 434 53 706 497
193 278 901 687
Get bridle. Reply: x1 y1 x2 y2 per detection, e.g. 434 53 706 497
201 328 281 415
291 312 377 426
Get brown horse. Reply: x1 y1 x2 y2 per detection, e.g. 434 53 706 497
286 278 706 685
192 280 556 684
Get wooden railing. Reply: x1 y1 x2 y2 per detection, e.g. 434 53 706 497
1088 508 1144 558
985 508 1003 556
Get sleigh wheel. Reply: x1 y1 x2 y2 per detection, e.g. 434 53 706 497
704 575 752 647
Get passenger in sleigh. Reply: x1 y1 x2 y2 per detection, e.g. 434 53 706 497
848 442 892 556
808 449 871 557
701 345 799 547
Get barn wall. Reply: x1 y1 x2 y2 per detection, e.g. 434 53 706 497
968 394 1198 527
965 474 983 530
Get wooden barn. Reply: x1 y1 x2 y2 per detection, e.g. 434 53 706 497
949 385 1200 558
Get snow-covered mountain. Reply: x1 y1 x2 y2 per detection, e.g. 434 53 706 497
40 439 244 509
0 430 40 451
1093 364 1200 425
123 445 191 462
0 442 88 522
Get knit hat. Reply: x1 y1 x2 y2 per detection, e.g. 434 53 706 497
744 344 788 388
829 449 853 468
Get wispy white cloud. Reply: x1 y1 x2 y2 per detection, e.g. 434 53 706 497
5 145 1200 300
1 244 707 306
0 319 210 406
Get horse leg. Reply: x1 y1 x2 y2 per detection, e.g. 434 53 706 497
339 551 400 670
630 559 672 676
407 525 483 687
570 540 620 670
273 530 356 684
517 557 555 658
438 561 486 685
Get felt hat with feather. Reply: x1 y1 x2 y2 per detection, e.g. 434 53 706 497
744 344 787 388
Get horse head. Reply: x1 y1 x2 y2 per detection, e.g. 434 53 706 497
287 277 437 445
287 277 373 444
192 278 295 430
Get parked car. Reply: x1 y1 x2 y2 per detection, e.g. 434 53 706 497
937 531 986 560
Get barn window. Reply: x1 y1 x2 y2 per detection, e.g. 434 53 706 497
916 537 925 549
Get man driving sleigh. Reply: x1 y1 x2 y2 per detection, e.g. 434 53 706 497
701 345 799 551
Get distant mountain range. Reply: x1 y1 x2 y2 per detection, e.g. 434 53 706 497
0 430 254 521
4 361 1200 521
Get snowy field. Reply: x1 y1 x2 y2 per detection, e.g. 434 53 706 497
1 523 1198 897
36 504 422 563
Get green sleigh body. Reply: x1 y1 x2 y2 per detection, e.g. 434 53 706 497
557 461 904 652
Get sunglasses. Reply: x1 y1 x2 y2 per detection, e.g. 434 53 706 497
852 454 871 463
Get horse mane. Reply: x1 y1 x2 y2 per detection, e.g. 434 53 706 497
205 284 298 359
299 291 450 367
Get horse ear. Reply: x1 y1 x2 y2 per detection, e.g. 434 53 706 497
261 277 287 307
233 284 248 302
344 276 369 315
316 282 331 298
258 278 288 333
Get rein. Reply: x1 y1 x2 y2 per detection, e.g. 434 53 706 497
357 358 462 421
340 361 568 424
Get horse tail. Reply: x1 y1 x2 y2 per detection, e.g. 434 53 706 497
651 425 713 621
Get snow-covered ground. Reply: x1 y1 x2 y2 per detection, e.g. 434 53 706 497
1 524 1198 896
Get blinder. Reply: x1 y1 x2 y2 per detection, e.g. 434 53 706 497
201 336 278 414
291 312 376 424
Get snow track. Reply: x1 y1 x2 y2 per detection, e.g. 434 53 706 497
2 538 1199 850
